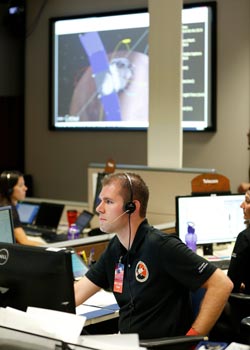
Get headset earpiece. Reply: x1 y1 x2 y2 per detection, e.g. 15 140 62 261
0 172 14 196
124 200 136 214
124 173 136 214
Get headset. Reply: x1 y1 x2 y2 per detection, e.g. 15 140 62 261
123 173 136 214
0 171 20 196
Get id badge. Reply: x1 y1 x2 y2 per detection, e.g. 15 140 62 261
113 262 124 293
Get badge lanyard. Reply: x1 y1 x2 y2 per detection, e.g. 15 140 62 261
113 256 124 293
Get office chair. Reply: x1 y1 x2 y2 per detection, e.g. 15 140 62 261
229 292 250 343
209 292 250 343
191 173 231 195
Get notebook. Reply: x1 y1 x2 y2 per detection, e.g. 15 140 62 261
0 206 15 243
25 202 64 237
17 202 40 225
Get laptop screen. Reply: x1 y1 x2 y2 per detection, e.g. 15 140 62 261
75 210 94 233
0 206 15 243
35 202 64 229
17 202 40 224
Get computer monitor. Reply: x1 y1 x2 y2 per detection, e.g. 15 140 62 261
175 194 246 248
0 243 75 313
0 206 15 243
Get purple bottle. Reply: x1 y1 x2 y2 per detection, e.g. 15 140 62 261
67 223 80 240
185 222 197 252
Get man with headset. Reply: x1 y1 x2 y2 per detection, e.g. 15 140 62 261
74 172 233 339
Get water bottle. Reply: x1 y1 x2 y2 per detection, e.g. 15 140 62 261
185 222 197 252
67 223 80 240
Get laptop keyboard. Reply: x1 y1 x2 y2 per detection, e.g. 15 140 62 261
25 225 67 243
25 224 57 236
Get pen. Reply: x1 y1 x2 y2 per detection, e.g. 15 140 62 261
81 250 88 264
88 248 95 267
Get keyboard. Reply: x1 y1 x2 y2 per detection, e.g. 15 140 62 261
24 225 68 243
208 259 231 270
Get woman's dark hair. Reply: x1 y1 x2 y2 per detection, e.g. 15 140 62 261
0 170 23 204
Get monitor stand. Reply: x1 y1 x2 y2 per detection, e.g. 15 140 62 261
202 243 213 256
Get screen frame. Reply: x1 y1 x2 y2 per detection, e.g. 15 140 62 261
48 2 217 133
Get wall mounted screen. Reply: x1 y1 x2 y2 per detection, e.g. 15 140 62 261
49 2 216 131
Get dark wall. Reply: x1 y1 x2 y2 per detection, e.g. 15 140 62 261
0 2 25 174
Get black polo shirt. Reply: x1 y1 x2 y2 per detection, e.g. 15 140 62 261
86 219 216 339
228 226 250 293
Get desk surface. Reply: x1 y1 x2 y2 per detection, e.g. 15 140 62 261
76 290 119 326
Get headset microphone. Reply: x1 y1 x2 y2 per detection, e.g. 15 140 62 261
109 210 130 224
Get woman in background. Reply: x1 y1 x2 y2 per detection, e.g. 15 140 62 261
0 170 42 246
227 189 250 293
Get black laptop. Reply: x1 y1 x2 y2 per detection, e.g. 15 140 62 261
24 202 64 240
74 209 94 233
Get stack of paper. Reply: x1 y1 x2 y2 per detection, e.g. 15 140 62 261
0 306 86 344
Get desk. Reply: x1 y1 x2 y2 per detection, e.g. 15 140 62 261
76 290 119 334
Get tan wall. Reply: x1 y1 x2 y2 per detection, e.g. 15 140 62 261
87 164 216 226
25 0 250 203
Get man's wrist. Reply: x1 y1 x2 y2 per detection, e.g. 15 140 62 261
186 327 199 336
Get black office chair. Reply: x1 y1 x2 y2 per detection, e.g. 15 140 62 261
230 293 250 345
229 293 250 343
210 292 250 343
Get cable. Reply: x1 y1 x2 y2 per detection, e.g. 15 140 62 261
126 214 134 331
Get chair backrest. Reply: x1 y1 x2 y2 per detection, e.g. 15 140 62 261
191 173 231 195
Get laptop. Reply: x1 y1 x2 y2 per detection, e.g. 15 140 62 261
17 202 40 225
75 209 94 233
24 202 64 240
0 206 15 243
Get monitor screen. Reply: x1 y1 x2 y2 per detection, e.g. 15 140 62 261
0 243 75 313
16 202 40 224
175 194 246 245
49 2 216 132
0 206 15 244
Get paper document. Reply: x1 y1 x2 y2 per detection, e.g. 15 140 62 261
79 333 146 350
0 306 86 344
82 289 118 308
